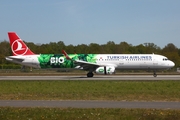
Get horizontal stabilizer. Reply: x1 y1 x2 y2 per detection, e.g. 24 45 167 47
5 56 24 62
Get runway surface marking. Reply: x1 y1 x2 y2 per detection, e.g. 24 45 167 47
0 75 180 80
0 100 180 109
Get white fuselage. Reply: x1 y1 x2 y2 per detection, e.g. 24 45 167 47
95 54 174 70
6 54 175 70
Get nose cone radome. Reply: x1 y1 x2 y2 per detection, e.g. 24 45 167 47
169 61 175 68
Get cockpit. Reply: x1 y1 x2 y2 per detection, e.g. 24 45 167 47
163 58 168 61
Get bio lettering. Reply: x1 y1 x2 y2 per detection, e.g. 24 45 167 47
50 57 64 64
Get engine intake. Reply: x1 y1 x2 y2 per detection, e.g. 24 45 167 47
95 66 115 75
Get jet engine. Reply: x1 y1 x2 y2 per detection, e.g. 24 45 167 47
95 66 115 75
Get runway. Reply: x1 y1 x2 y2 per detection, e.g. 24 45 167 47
0 100 179 109
0 75 180 80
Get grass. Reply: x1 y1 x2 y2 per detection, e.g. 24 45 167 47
0 80 179 120
0 107 180 120
0 80 179 101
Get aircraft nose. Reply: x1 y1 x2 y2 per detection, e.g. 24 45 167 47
169 61 175 67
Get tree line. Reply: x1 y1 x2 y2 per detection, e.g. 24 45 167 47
0 40 180 67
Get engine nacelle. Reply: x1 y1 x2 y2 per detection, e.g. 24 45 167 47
95 66 115 75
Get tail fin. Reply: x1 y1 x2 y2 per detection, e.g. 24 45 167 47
8 32 35 56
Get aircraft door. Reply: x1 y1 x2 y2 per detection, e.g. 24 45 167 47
153 57 158 67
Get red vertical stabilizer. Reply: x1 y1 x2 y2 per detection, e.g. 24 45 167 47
8 32 35 56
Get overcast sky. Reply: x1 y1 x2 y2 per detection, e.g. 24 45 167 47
0 0 180 48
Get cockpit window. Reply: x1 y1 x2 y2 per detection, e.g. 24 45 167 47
163 58 168 61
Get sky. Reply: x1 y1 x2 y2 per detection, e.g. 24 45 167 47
0 0 180 48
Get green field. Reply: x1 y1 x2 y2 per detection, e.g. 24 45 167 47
0 80 180 120
0 80 179 101
0 107 180 120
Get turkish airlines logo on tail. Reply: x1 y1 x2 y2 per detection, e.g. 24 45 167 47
11 39 28 55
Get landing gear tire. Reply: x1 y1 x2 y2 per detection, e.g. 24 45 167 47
153 72 157 77
87 72 94 77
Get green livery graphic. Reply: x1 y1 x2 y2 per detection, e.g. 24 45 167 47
38 54 97 68
98 67 112 73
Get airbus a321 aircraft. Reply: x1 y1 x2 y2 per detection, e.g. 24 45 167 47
6 32 175 77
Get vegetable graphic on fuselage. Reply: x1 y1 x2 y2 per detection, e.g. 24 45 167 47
37 54 97 68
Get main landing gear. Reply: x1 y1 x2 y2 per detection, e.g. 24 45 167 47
87 72 94 77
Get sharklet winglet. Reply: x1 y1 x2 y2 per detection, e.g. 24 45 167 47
62 50 71 60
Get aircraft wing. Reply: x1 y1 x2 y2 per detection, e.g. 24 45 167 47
62 50 102 71
74 60 102 71
5 56 24 62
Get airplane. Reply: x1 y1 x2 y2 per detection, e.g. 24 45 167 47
6 32 175 77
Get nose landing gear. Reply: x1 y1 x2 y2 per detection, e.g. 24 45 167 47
153 71 157 77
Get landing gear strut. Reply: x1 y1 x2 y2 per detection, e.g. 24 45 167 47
153 71 157 77
87 72 94 77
